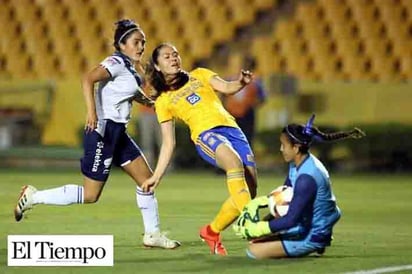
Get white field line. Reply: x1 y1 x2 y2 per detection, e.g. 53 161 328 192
343 264 412 274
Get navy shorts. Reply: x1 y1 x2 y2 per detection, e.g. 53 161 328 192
80 120 142 182
195 126 256 168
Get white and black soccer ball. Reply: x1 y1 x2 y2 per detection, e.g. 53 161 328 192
267 185 293 218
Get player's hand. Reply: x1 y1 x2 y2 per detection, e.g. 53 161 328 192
233 196 269 237
235 220 271 239
141 176 160 193
239 69 253 86
134 86 155 107
241 195 269 223
233 197 266 238
85 111 97 133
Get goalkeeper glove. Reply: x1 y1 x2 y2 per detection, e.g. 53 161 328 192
236 220 271 239
242 195 269 222
233 210 254 237
233 196 270 238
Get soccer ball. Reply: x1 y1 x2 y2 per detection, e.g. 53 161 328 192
268 185 293 218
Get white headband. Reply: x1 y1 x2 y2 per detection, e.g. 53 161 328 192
118 27 138 45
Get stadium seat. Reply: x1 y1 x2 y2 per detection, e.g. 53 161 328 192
295 1 322 22
311 54 341 81
361 37 392 58
334 37 362 57
254 0 277 9
226 0 256 25
305 38 334 58
357 21 385 39
251 36 280 75
385 20 410 40
399 54 412 80
391 40 411 59
273 20 301 40
341 55 370 80
171 2 201 25
6 53 33 79
371 56 399 81
319 0 350 21
400 0 412 12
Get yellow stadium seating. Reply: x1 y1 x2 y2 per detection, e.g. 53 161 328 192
361 37 391 58
370 56 399 81
251 36 281 75
0 0 408 82
311 54 340 81
399 54 412 80
254 0 277 9
0 0 277 79
225 0 256 25
340 55 370 80
392 40 412 58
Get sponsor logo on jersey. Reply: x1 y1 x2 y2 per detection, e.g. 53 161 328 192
186 93 201 105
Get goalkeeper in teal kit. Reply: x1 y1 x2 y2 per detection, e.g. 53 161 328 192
234 115 365 259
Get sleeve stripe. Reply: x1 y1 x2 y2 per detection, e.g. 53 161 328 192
100 65 112 78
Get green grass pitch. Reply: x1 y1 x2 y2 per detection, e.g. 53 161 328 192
1 169 412 273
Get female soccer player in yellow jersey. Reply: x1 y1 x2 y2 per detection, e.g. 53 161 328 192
142 43 257 256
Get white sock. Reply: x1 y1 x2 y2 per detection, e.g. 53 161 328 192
32 184 84 205
136 186 160 234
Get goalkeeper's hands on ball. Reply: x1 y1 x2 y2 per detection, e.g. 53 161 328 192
233 219 271 239
242 195 269 222
233 195 272 239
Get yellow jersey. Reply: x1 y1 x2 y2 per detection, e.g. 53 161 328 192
155 68 239 141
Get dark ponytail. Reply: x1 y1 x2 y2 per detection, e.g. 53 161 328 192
283 114 365 153
311 127 365 142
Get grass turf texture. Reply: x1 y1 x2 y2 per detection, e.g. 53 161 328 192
1 170 411 273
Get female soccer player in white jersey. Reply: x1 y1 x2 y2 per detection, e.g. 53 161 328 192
233 115 365 259
13 19 180 249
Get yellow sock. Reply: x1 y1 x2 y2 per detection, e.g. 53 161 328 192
210 197 240 233
226 168 251 211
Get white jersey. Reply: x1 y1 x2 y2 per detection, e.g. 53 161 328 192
95 52 143 134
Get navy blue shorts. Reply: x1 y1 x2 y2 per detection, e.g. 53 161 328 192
80 120 142 182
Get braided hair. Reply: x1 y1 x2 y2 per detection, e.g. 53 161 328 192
113 19 141 51
283 114 365 154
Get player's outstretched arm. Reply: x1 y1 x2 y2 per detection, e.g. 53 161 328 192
209 70 253 95
141 120 175 192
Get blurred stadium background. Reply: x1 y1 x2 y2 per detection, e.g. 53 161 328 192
0 0 411 172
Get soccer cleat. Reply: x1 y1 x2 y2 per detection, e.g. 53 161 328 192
199 225 228 256
314 247 326 257
14 185 37 222
143 231 181 249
